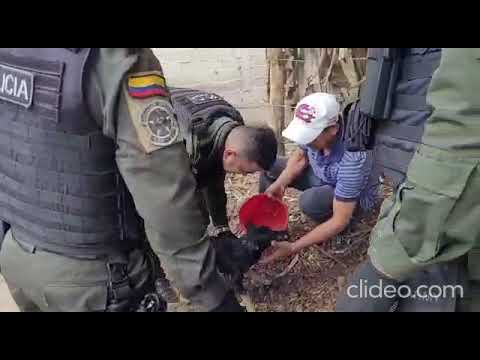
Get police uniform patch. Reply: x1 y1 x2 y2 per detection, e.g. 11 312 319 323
141 101 180 147
127 71 168 99
123 79 181 154
0 63 34 108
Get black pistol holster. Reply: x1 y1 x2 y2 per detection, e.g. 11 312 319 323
359 48 401 120
343 48 401 152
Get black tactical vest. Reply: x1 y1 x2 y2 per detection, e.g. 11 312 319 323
0 48 144 258
360 48 442 187
169 87 244 168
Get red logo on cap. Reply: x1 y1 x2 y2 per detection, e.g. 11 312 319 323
295 103 316 123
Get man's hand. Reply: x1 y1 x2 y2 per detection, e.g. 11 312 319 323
264 149 308 200
265 181 286 200
260 200 357 264
260 241 296 264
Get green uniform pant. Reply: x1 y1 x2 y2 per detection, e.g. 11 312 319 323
369 145 480 280
0 230 153 312
368 145 480 310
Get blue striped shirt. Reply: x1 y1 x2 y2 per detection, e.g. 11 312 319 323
301 141 377 210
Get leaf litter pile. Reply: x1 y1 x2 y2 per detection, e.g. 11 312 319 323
225 144 390 312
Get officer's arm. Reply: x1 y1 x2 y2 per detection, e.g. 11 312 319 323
203 172 229 229
117 61 210 259
115 127 210 258
86 48 210 259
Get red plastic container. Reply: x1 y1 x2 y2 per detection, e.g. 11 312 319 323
238 194 289 234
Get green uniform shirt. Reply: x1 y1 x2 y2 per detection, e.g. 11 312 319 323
194 117 240 228
88 48 228 309
422 48 480 155
369 48 480 282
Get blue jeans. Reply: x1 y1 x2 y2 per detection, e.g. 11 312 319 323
259 158 334 222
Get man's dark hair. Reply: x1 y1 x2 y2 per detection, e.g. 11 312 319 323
232 126 278 170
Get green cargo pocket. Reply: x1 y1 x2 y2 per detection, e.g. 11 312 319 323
375 181 413 238
42 281 108 312
391 151 476 264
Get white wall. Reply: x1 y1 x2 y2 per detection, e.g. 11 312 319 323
151 48 270 126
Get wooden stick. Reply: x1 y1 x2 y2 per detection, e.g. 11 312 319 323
318 247 347 268
274 254 300 279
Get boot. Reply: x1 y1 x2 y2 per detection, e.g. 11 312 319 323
210 291 246 312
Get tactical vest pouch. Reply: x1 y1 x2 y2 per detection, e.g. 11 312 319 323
343 100 375 151
360 48 400 120
170 87 244 166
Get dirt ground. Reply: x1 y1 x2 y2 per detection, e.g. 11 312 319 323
225 170 378 312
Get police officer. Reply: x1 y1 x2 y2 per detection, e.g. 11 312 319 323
0 48 271 312
166 87 281 298
336 48 480 312
169 87 278 239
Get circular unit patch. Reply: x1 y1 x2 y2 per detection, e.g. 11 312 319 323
141 101 180 147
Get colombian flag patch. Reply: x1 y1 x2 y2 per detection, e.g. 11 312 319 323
127 72 169 99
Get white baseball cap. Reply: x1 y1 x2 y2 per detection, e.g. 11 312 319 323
282 92 340 145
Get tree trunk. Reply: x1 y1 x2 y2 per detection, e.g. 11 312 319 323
266 48 287 156
266 48 368 143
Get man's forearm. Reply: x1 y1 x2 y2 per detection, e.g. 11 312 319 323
275 165 302 188
292 217 349 253
275 150 308 187
291 199 357 253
